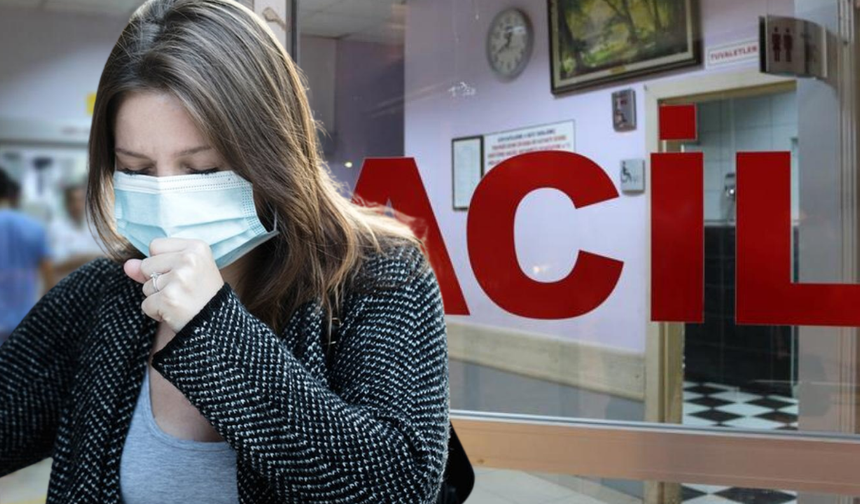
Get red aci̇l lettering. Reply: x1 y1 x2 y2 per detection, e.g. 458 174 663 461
736 151 860 327
352 152 625 319
651 104 704 322
467 151 623 319
352 106 860 327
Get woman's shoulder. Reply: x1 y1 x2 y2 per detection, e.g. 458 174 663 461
353 241 433 291
49 257 123 299
72 256 123 281
342 241 443 316
22 257 123 327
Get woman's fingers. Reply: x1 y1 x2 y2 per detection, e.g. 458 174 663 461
123 258 147 284
141 293 164 323
124 247 183 285
128 239 211 285
130 237 223 333
142 270 176 297
139 252 182 279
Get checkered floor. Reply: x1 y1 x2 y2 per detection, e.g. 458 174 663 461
682 484 797 504
683 381 798 430
681 381 798 503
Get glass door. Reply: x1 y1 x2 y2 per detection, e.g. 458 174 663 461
5 0 860 503
293 0 860 502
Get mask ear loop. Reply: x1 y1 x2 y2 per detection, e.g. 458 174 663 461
269 204 279 233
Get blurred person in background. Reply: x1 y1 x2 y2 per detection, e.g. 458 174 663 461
0 1 450 503
0 167 54 346
48 182 104 280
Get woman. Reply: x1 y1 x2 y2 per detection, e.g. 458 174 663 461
0 1 450 503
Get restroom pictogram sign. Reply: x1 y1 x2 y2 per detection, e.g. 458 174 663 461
760 15 826 79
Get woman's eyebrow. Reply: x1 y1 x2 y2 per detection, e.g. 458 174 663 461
114 146 212 159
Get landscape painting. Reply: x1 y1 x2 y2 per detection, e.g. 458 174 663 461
549 0 700 93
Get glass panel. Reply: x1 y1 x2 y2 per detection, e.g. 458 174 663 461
0 0 851 430
296 0 860 442
1 0 859 499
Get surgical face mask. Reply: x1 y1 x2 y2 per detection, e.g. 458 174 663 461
112 170 279 269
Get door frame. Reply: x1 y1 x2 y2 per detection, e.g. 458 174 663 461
643 67 797 430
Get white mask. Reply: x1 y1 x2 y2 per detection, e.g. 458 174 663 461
112 170 279 269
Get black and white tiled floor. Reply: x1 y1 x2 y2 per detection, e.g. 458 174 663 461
681 484 797 504
683 381 798 430
682 381 798 503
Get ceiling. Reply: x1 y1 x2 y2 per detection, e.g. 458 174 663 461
300 0 405 43
0 0 144 16
0 0 405 44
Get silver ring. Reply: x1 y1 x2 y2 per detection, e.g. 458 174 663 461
150 272 161 293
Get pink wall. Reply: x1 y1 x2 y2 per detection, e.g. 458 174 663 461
403 0 791 353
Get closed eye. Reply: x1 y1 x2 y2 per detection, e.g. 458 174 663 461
116 167 220 176
118 167 151 176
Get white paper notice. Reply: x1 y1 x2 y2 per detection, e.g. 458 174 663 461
453 137 483 209
484 120 575 172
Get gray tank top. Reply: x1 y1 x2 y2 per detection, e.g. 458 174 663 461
119 367 239 503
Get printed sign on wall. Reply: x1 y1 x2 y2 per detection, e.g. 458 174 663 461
706 39 759 69
484 120 575 171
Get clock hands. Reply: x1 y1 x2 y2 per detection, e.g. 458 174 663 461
503 26 513 51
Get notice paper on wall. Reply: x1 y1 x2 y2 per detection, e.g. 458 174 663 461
452 135 483 210
484 120 575 171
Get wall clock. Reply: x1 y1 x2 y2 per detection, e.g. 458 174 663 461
486 8 533 80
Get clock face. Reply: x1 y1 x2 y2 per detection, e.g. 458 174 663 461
487 8 533 79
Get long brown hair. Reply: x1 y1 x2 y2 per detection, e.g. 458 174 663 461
87 0 426 336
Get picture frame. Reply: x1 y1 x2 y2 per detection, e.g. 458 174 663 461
548 0 701 94
451 135 484 211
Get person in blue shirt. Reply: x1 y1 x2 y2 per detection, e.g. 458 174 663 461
0 167 54 345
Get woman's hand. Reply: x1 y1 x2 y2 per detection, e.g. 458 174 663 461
124 238 225 334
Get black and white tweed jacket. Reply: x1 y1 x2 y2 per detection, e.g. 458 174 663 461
0 243 450 503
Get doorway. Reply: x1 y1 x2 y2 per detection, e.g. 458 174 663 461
678 89 800 429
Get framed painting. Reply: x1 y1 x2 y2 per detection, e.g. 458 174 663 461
549 0 701 93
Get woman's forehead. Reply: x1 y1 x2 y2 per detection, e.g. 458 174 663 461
114 91 214 160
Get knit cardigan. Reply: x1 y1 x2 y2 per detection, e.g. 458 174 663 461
0 243 451 503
